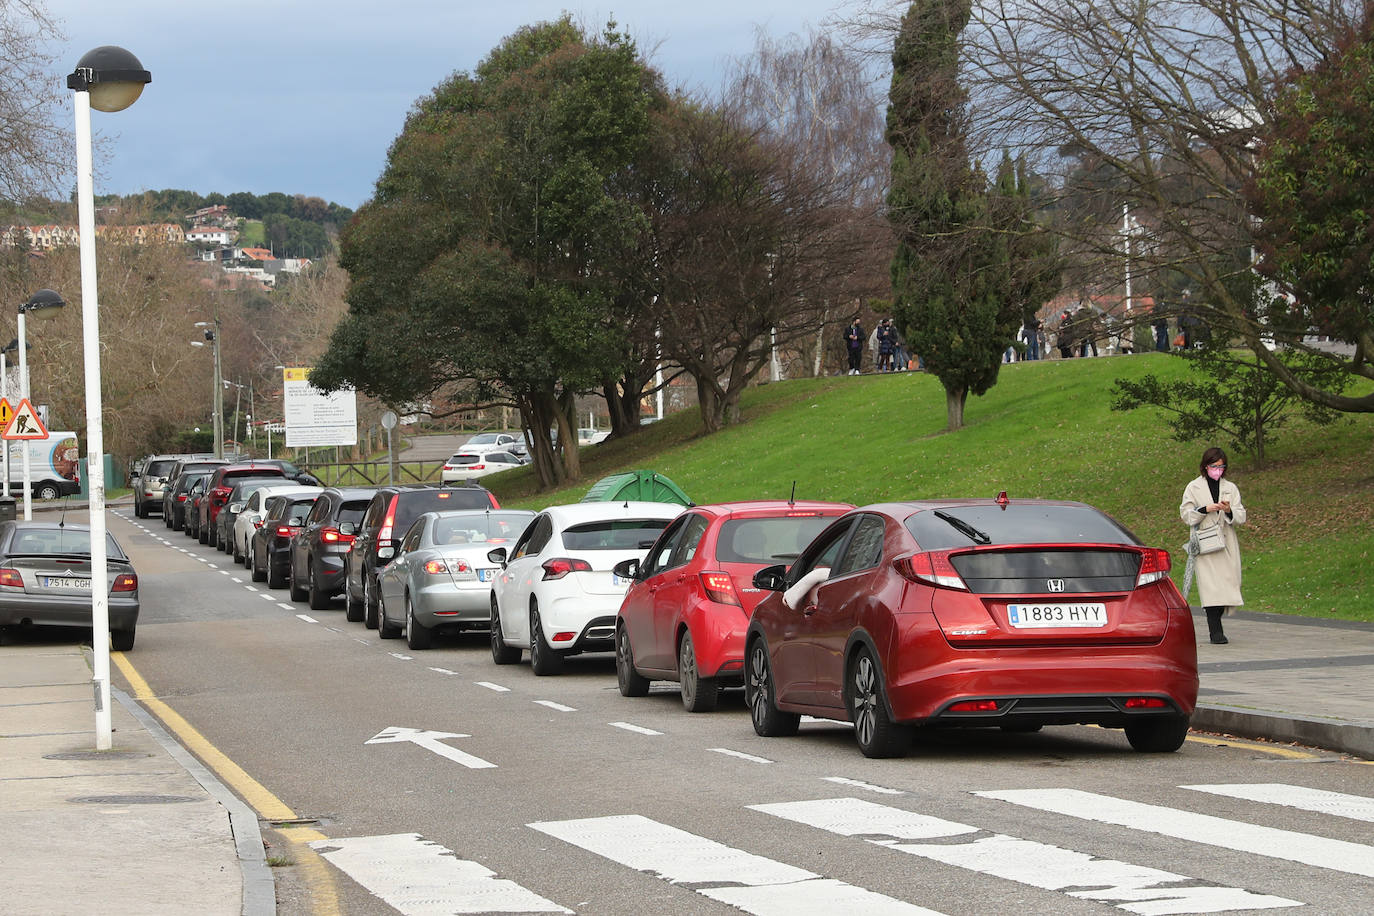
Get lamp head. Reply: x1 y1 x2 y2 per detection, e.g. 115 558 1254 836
67 46 151 113
20 289 65 319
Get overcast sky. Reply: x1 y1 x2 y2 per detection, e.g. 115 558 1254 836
44 1 869 210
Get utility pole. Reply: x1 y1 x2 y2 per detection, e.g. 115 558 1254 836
195 319 223 457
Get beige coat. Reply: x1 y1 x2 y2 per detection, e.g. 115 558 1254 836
1180 475 1246 607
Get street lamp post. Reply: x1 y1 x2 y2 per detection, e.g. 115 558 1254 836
0 338 22 499
17 290 65 520
68 45 151 751
192 321 223 457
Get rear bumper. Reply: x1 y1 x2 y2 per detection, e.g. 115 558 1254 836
0 594 139 630
413 580 492 626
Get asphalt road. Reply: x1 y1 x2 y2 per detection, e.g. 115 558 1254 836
109 508 1374 916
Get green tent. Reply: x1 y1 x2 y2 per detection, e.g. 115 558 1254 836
581 470 691 506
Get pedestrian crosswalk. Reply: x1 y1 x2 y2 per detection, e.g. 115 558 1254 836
311 782 1369 914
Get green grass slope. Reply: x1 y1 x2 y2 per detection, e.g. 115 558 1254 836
492 354 1374 622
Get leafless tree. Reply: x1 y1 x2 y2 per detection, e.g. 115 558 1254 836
0 1 70 203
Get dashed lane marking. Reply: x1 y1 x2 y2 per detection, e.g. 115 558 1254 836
709 748 772 764
822 776 904 795
475 682 510 692
296 614 317 623
609 722 662 736
535 700 576 712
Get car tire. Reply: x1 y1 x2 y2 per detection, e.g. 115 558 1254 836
267 550 286 589
378 591 403 638
133 496 143 518
1124 715 1190 753
615 623 650 697
678 630 718 713
490 595 520 664
363 576 380 629
746 638 799 737
249 547 266 583
345 580 365 623
37 484 59 500
288 559 308 602
404 594 433 650
307 560 331 610
111 628 135 652
528 603 563 676
848 647 910 759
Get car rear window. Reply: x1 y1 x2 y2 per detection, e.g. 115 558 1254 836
716 516 838 564
562 518 672 550
903 505 1139 549
285 500 315 524
10 529 124 558
394 489 495 529
223 468 284 482
145 460 177 476
432 512 531 545
339 500 370 525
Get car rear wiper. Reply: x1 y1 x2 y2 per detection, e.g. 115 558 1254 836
933 510 992 545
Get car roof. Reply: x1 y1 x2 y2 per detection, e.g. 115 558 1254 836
325 487 378 498
541 501 684 524
861 497 1088 515
683 500 855 519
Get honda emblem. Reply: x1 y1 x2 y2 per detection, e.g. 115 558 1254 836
1046 578 1066 592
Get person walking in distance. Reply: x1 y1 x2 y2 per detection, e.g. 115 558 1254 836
844 317 864 375
876 318 897 372
1180 447 1247 644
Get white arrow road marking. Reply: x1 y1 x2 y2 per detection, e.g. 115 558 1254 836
981 787 1374 879
311 833 570 914
753 797 1299 914
530 814 943 916
1182 783 1374 823
366 726 496 769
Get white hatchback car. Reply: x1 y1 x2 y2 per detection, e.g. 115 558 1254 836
231 485 322 566
487 501 683 675
440 450 524 483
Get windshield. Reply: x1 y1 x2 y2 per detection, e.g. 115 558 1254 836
467 434 499 446
904 505 1139 549
145 460 177 476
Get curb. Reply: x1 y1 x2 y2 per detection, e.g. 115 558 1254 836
1192 703 1374 760
113 686 277 916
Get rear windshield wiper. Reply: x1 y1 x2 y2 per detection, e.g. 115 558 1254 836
933 510 991 545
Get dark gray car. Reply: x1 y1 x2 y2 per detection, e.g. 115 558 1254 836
287 486 376 610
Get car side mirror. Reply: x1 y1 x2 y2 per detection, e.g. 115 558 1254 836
752 564 787 591
377 545 395 560
487 547 508 567
229 501 245 513
339 521 357 536
613 558 640 580
289 519 304 528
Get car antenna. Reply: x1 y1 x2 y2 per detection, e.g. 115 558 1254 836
788 481 796 508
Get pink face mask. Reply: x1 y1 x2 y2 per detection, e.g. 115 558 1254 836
1206 466 1225 481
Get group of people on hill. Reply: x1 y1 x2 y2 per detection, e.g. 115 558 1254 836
843 316 913 375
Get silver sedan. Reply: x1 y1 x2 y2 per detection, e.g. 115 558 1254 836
377 509 535 649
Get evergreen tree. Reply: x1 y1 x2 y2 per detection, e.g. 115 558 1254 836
885 0 1027 430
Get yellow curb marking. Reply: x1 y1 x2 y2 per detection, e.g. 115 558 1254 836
1186 733 1321 759
113 651 341 915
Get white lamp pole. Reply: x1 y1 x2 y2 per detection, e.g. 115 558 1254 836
17 291 64 520
69 46 151 751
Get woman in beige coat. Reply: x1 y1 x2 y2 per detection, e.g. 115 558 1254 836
1180 446 1247 644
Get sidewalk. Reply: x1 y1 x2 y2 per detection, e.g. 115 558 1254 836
0 642 273 916
0 609 1368 916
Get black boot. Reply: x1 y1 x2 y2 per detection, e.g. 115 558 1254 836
1205 606 1228 644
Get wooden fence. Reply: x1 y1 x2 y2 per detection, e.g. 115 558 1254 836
304 461 445 488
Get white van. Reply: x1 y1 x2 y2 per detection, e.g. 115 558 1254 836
4 432 80 499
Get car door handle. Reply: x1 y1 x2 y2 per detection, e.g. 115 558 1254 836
803 604 818 616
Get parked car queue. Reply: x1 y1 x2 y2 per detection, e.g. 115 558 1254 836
181 473 1200 760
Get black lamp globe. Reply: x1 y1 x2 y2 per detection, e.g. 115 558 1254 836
67 46 151 113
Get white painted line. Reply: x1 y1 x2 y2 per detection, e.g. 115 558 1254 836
822 776 904 795
801 715 850 726
296 614 317 624
754 797 1300 914
244 585 257 592
609 721 662 736
429 667 458 676
259 593 276 601
475 681 510 693
196 557 207 563
230 577 242 584
534 700 576 712
311 833 570 914
276 602 294 610
1183 783 1374 823
530 815 940 916
367 726 496 769
708 748 772 764
982 788 1374 878
210 564 220 570
388 652 413 661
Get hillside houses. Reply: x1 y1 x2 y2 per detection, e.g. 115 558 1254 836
1 222 187 248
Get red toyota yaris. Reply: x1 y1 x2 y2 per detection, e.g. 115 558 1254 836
745 497 1198 757
614 500 852 711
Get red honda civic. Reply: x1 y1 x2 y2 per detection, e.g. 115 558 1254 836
744 497 1198 757
614 500 853 711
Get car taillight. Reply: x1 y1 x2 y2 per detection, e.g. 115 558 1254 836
112 573 137 592
425 558 475 580
177 494 188 502
893 551 968 591
1135 548 1172 587
542 557 592 580
275 525 294 537
699 571 741 606
948 699 1000 712
252 520 263 529
0 568 22 588
322 527 354 544
211 486 232 504
1124 697 1169 709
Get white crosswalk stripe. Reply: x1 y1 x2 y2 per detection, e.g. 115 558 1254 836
529 814 945 916
980 787 1374 878
752 796 1299 915
1182 782 1374 823
310 833 570 913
